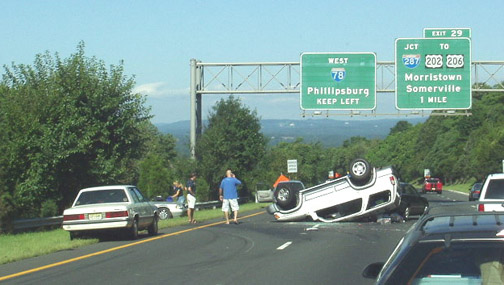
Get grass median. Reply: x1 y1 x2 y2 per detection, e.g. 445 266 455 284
0 202 268 265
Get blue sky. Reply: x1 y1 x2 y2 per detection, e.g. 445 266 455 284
1 0 503 123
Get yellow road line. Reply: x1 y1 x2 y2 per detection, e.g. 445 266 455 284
0 211 265 282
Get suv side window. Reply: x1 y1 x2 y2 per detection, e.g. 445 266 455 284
484 179 504 199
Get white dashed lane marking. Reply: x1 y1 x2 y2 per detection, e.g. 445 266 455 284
277 241 293 250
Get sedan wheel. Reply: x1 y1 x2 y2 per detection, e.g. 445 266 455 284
158 208 172 220
129 219 139 240
148 216 158 236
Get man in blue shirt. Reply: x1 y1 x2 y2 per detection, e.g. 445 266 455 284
219 169 242 224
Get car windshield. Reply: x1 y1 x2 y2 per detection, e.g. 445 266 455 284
75 189 129 205
387 241 504 284
483 179 504 199
426 179 440 183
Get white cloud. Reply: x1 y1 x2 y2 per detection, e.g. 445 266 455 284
133 82 189 98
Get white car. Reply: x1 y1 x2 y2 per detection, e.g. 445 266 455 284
152 200 185 219
478 173 504 212
255 183 274 203
267 159 400 222
62 185 159 240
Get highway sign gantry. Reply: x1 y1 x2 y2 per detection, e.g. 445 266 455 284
300 52 376 110
395 38 471 110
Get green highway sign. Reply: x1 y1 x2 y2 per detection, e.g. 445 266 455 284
424 28 471 38
300 52 376 110
395 38 471 110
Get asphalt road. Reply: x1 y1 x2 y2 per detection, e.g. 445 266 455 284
0 189 467 285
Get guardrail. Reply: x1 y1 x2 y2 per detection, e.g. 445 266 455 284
12 216 64 232
3 198 248 234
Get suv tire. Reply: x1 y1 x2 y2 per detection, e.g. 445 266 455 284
349 158 372 185
274 187 296 209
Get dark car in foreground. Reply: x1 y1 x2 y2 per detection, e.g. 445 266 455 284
396 182 428 220
363 202 504 284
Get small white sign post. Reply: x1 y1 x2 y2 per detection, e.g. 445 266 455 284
287 159 298 173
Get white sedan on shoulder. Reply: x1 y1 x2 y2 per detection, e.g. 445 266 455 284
62 185 159 240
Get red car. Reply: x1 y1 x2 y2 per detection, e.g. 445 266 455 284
423 178 442 194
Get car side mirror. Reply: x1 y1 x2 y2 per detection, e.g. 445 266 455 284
362 262 384 279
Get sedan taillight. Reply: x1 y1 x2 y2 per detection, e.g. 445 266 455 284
63 214 85 221
105 211 129 218
478 204 484 212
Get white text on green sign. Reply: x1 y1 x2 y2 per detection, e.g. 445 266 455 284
300 52 376 110
395 38 471 110
423 28 471 38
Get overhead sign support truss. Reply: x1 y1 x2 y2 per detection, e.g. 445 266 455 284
189 59 504 156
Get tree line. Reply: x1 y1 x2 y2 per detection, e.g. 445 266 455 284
1 44 503 232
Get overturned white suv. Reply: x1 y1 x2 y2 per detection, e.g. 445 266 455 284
266 159 400 222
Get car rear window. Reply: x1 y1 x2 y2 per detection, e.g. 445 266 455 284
75 189 128 205
472 183 482 190
483 179 504 199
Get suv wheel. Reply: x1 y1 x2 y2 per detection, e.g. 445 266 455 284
349 158 372 185
274 187 296 209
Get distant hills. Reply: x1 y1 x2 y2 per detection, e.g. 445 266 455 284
156 118 427 155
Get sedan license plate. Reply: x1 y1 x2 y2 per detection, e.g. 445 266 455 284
88 213 103 220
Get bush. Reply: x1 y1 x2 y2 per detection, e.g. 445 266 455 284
40 200 59 217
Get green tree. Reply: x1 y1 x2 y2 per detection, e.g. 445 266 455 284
137 123 178 199
389 120 412 135
195 96 267 200
268 139 331 186
0 42 151 223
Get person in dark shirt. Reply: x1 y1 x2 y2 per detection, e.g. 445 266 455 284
171 181 185 208
186 173 197 224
